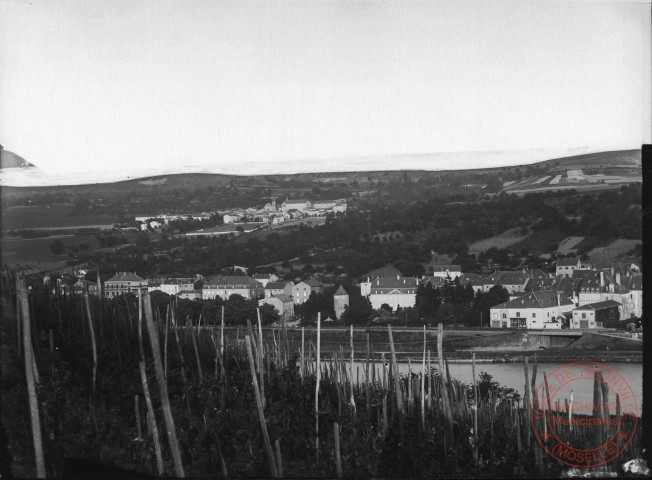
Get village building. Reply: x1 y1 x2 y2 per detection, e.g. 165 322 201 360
265 281 293 298
304 277 324 294
555 257 590 277
333 285 349 319
571 300 621 329
482 270 529 293
420 276 446 289
73 279 99 296
292 281 312 304
619 274 642 318
259 294 295 321
177 290 202 300
430 264 462 279
104 272 149 298
280 199 311 212
159 278 195 296
202 275 264 300
253 273 279 288
490 290 574 329
361 275 418 310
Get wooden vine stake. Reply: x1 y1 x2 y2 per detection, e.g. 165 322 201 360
387 325 404 444
421 325 426 430
472 352 479 465
245 334 278 477
83 291 98 394
315 312 321 465
139 361 164 476
334 422 343 478
17 279 45 478
142 292 185 478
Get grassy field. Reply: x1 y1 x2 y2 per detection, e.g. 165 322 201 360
510 228 568 255
1 204 118 231
1 234 98 263
468 228 529 254
588 239 642 266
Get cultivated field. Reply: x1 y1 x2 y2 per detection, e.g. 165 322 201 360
588 239 641 267
1 204 118 231
1 234 98 263
556 236 584 255
468 228 529 254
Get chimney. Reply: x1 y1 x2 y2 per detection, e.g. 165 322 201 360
616 273 621 286
557 293 561 306
600 271 604 288
397 274 400 280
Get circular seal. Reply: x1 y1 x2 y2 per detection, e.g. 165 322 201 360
531 361 638 468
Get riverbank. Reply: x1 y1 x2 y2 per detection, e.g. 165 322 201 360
248 327 643 364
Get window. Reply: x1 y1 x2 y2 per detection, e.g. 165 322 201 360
582 313 586 319
532 313 536 318
502 313 506 319
516 312 520 317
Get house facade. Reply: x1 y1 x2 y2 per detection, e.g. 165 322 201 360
430 264 462 279
490 290 574 329
281 199 311 212
254 273 279 288
202 275 264 300
73 279 99 296
571 300 621 329
104 272 149 298
482 270 529 293
160 278 195 296
292 281 312 304
362 276 418 310
259 294 295 321
265 281 293 298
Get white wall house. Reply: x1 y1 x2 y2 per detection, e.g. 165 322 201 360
361 276 418 310
202 276 264 300
490 290 574 329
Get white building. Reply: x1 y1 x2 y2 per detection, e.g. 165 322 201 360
361 275 418 310
160 278 195 296
490 290 574 329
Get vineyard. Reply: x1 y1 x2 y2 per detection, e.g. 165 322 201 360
0 269 642 478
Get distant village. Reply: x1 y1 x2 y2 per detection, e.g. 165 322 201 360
134 198 347 237
49 250 641 331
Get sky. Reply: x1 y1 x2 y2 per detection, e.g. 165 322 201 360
0 0 650 184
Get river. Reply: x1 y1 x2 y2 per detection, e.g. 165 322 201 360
346 360 642 415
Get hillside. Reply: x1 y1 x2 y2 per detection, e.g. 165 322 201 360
0 148 35 169
0 148 641 198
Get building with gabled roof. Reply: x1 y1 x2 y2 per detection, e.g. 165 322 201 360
280 199 311 212
159 278 195 296
292 281 312 304
571 300 621 329
104 272 148 298
265 281 293 298
490 290 574 329
361 275 418 310
304 277 324 294
421 276 447 288
259 294 295 321
362 264 403 281
73 279 99 296
430 264 462 279
482 270 529 293
556 257 582 277
253 273 279 288
202 275 264 300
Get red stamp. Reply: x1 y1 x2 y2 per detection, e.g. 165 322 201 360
531 361 638 468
